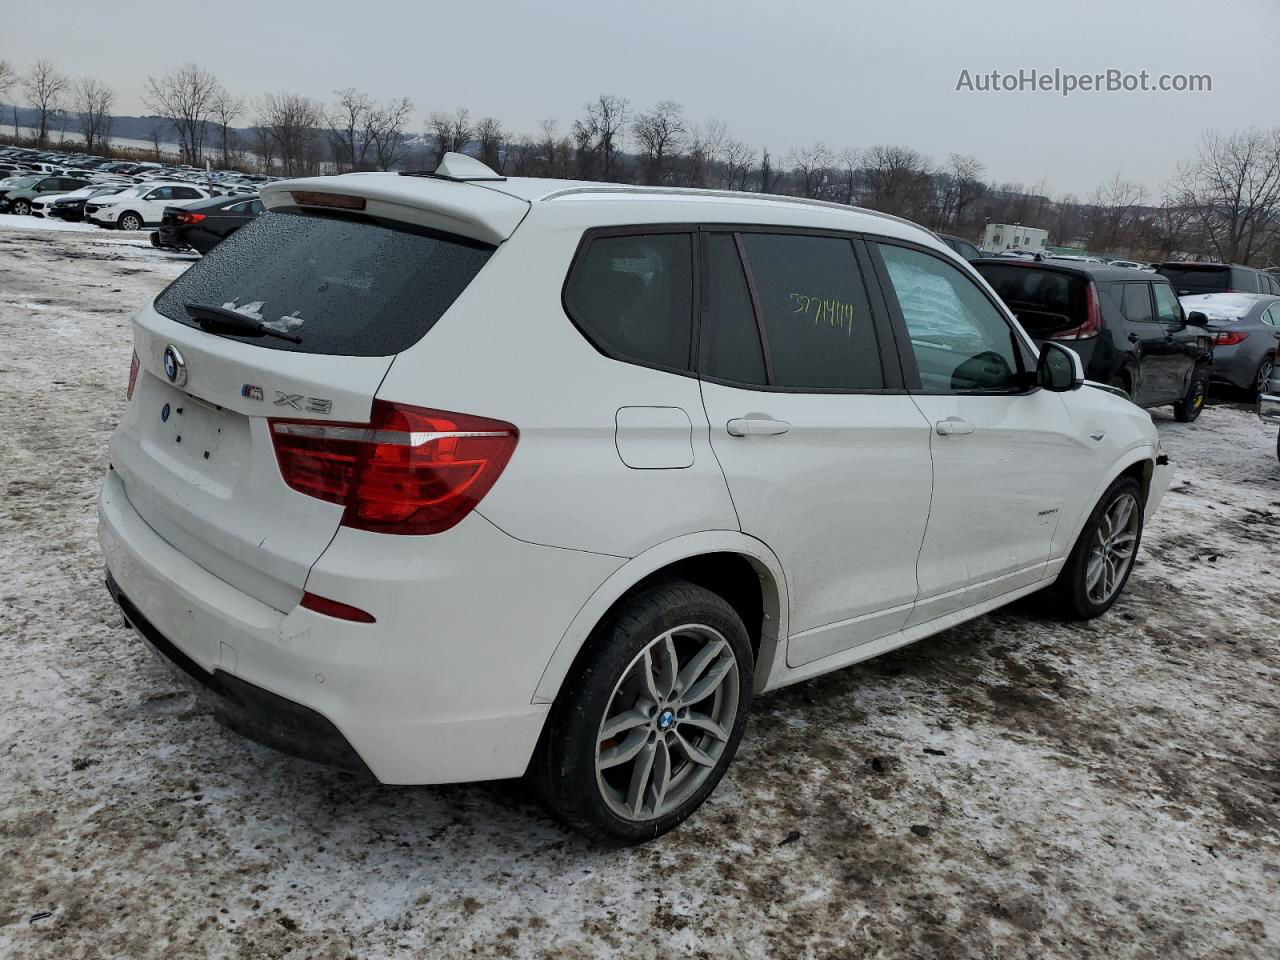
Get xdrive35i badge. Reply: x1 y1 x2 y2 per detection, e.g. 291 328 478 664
162 345 187 387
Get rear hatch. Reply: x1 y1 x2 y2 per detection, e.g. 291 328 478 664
1157 264 1230 296
110 180 526 612
974 262 1090 339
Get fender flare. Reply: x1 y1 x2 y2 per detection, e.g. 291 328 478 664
532 530 790 704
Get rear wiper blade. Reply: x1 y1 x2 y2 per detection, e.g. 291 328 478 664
184 302 302 343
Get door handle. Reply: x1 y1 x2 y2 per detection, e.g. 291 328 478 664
935 417 975 436
726 417 791 437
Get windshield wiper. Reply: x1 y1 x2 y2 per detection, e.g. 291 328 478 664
184 302 302 344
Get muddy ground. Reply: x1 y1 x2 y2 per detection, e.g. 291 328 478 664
1 221 1277 959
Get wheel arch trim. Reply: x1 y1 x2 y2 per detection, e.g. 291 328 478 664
532 530 790 704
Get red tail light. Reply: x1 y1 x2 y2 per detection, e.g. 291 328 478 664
1215 330 1249 346
269 401 518 535
127 350 139 400
1050 281 1102 340
300 591 376 623
177 211 206 224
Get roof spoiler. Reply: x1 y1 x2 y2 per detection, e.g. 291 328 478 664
260 172 527 246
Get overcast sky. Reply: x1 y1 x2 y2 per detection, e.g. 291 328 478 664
11 0 1278 196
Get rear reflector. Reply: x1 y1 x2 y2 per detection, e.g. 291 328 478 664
1215 330 1249 346
300 592 376 623
290 191 366 210
269 401 518 535
127 350 139 400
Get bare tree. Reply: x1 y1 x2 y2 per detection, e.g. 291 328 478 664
74 77 114 153
633 100 685 185
256 92 325 177
210 88 245 169
576 94 629 181
1173 128 1280 265
758 147 779 194
149 124 165 162
143 64 219 164
328 88 373 172
0 59 16 104
720 137 754 191
475 116 505 171
367 97 413 171
23 59 70 147
862 144 932 218
789 142 836 199
1086 173 1147 254
934 154 986 233
429 108 473 164
507 134 538 175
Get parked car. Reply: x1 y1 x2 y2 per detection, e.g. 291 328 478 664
974 258 1214 420
1156 262 1280 297
46 184 132 222
152 194 263 253
100 157 1172 844
85 182 213 230
938 233 983 261
1108 260 1145 270
1178 293 1280 396
0 175 91 215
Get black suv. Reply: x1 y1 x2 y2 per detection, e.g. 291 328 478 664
1156 262 1280 297
974 259 1213 421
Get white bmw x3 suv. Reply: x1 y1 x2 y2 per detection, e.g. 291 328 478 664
99 153 1172 844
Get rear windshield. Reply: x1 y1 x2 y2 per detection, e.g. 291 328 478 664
974 264 1087 337
155 210 494 356
1157 265 1230 296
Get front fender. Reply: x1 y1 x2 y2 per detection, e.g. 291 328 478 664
531 530 790 704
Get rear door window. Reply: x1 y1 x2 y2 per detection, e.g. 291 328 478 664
154 210 495 356
732 233 884 390
1117 282 1154 323
564 232 694 371
973 263 1086 339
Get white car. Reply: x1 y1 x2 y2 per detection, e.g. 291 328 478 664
85 182 213 231
99 154 1173 844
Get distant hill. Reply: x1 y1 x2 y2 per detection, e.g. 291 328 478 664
0 103 256 147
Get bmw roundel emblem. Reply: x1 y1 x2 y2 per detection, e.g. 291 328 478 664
163 344 187 387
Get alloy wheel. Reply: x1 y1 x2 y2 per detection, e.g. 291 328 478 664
594 624 740 822
1086 492 1140 605
1258 358 1274 395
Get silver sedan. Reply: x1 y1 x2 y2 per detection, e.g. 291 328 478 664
1180 293 1280 395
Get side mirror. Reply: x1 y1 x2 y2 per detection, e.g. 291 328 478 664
1037 342 1084 392
1186 310 1209 327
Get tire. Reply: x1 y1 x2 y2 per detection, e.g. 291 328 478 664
1255 355 1275 397
530 579 754 845
118 211 143 231
1173 367 1208 422
11 199 30 216
1049 476 1143 620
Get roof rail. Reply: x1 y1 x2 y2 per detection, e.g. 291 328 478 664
538 183 931 235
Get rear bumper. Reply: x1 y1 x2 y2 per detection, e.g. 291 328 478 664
107 573 373 777
98 467 622 784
